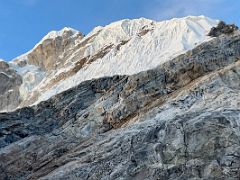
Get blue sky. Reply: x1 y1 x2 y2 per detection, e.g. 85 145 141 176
1 0 239 60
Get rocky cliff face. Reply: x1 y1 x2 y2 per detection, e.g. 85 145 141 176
1 28 240 179
8 27 84 109
0 60 22 111
24 27 84 71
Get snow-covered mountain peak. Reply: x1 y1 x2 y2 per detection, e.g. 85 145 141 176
84 16 217 54
94 15 217 37
39 27 80 43
83 18 155 56
89 17 154 35
12 27 83 67
33 16 218 103
103 18 154 33
0 16 220 111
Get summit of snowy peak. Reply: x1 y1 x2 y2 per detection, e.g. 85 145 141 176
45 27 79 38
11 26 83 66
170 15 216 21
83 18 156 56
37 27 83 46
163 16 218 30
86 18 154 39
86 16 218 45
6 26 86 105
10 26 85 71
104 17 154 28
106 18 154 32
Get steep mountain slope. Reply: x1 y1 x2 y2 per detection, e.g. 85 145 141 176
35 16 218 104
0 28 240 179
0 16 218 112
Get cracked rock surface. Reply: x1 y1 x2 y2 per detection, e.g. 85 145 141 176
0 61 22 111
1 32 240 179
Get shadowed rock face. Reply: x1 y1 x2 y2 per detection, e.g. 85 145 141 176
208 21 239 37
1 31 240 179
0 61 22 111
